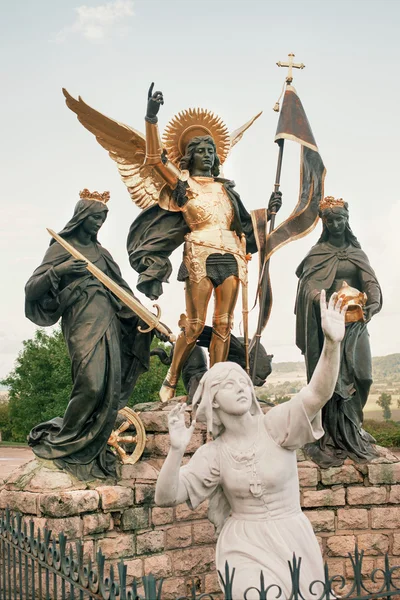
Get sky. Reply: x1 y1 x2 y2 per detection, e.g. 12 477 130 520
1 0 400 379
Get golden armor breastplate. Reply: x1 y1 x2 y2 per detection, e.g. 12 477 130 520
180 177 247 284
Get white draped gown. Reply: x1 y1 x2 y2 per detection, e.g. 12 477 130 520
180 396 326 598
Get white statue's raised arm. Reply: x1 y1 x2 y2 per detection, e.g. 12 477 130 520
155 291 346 597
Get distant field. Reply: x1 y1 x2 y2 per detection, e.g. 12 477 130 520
364 409 400 421
268 369 307 385
266 364 400 422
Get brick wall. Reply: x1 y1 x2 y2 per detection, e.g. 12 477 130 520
297 446 400 579
1 402 399 597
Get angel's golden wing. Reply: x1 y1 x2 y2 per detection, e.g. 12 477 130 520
229 111 263 150
63 89 164 210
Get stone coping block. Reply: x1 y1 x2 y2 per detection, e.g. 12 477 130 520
0 490 39 515
39 490 99 517
97 485 133 511
4 458 88 493
118 462 159 482
368 462 400 485
320 465 363 486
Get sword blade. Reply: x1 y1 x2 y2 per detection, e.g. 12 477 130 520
47 229 176 343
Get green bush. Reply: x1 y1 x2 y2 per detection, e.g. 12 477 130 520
364 419 400 448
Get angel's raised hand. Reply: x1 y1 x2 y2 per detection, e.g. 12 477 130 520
320 290 346 344
168 403 196 453
146 82 164 120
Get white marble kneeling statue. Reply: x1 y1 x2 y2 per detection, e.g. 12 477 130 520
155 291 346 598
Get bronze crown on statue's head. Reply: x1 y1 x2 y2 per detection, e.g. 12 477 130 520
319 196 345 212
79 188 110 204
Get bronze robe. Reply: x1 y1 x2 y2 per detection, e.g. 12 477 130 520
295 242 382 466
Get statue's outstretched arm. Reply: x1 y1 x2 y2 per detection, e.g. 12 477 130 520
295 290 346 419
144 84 180 189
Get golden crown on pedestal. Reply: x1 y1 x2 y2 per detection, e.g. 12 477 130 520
319 196 345 212
79 189 110 204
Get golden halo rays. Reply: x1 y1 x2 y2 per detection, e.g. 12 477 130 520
162 108 231 166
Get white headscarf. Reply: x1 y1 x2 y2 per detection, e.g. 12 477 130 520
192 361 262 438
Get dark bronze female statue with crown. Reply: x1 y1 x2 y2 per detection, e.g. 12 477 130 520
296 196 382 467
25 189 154 480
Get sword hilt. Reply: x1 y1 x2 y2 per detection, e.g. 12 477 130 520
137 304 162 333
137 304 177 343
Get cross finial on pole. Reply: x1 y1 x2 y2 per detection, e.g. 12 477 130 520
276 53 305 84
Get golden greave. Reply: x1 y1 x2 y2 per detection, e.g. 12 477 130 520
163 278 213 390
209 313 232 365
209 275 240 367
164 321 203 387
163 275 240 395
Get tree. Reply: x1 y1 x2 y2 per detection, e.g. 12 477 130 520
128 344 185 406
2 329 72 442
377 392 392 421
0 403 12 441
2 328 185 443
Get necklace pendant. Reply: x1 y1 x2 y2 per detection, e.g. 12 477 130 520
250 478 262 498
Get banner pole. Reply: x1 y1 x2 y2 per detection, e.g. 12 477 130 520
251 139 284 383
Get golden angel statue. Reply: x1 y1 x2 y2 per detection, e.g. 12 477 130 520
63 84 282 402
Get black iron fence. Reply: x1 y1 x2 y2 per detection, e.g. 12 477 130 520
1 508 400 599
